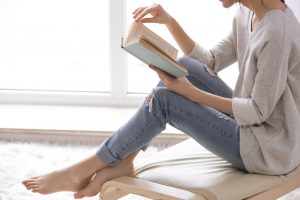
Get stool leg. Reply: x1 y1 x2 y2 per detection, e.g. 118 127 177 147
245 173 300 200
100 187 128 200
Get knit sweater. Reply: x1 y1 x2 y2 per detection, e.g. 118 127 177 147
188 6 300 175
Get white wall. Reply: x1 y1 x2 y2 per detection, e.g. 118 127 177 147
286 0 300 21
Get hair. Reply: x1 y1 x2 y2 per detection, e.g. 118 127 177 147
237 0 287 10
260 0 287 9
238 0 286 5
258 0 286 3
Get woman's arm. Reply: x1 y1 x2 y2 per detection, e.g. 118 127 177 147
133 4 195 55
190 88 233 115
150 66 233 115
165 17 195 56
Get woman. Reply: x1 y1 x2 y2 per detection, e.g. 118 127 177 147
22 0 300 198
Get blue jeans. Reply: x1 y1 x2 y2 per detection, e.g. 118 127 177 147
97 56 246 171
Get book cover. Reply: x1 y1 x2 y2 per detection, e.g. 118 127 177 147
122 23 188 78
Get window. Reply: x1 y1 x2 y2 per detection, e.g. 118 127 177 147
0 0 237 106
0 0 110 93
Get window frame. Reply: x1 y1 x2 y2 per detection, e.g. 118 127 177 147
0 0 145 107
1 1 298 107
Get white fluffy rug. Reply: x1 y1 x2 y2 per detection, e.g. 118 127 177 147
0 139 102 200
0 139 155 200
0 139 299 200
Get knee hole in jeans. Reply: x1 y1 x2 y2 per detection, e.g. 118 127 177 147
204 65 218 77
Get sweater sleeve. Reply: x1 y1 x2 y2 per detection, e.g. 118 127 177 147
188 30 237 73
232 33 288 126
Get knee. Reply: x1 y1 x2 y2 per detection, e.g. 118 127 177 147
177 56 205 74
177 56 194 67
150 87 177 109
152 87 171 102
177 56 217 77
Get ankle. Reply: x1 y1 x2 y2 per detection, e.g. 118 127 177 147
70 155 107 182
67 167 87 183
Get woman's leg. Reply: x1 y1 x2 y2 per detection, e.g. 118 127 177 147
22 154 108 194
23 57 243 197
177 56 233 100
74 57 244 198
74 150 139 199
94 56 237 167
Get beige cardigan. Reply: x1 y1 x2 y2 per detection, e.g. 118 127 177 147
189 6 300 175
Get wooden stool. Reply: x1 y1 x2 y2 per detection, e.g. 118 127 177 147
100 139 300 200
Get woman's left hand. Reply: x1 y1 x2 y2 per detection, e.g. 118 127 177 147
149 66 196 100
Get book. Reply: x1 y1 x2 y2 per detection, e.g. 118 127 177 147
122 22 188 78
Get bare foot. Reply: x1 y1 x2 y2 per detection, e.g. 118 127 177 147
22 155 107 195
74 155 136 199
22 169 91 194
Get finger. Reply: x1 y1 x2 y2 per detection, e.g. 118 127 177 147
133 7 144 19
149 66 164 80
140 17 159 23
132 7 142 14
149 65 160 70
149 65 160 72
158 70 174 82
133 7 147 20
153 70 170 82
135 7 152 22
149 65 167 76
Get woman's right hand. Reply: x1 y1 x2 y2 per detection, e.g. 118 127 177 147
133 3 173 25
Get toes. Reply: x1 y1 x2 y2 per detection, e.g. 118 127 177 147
74 188 99 199
74 193 84 199
24 180 38 187
22 177 39 185
74 181 101 198
22 179 32 185
26 184 40 191
32 188 41 193
74 188 88 198
74 171 105 198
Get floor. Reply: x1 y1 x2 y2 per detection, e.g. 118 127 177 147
0 135 299 200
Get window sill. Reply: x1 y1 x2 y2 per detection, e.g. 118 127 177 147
0 103 187 146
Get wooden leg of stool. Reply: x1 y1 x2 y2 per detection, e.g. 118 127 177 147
100 187 128 200
245 173 300 200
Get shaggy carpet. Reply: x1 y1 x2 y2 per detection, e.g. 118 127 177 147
0 139 299 200
0 140 97 200
0 139 155 200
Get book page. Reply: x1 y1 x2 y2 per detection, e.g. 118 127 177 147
138 36 176 62
124 23 178 61
138 37 187 73
123 38 188 77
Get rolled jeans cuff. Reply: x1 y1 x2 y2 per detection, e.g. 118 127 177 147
96 139 121 166
96 139 149 166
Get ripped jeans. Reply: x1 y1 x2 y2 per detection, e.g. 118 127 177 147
96 56 246 171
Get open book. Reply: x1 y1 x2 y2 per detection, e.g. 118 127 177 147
122 22 188 78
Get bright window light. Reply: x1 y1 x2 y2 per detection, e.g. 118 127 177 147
126 0 238 94
0 0 110 92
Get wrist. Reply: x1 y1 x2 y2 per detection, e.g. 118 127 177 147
186 86 200 103
165 16 176 27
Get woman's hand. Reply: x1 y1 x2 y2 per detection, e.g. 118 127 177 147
133 3 173 25
150 66 234 115
149 66 196 100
